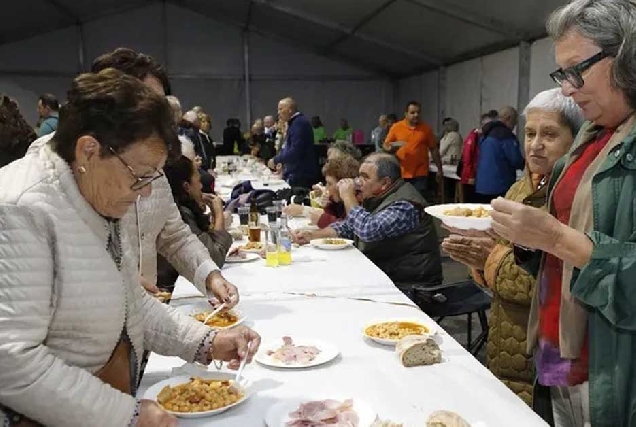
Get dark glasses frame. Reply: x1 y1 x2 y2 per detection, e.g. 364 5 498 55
550 51 610 89
108 146 163 191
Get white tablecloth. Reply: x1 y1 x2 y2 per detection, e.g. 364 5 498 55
140 244 547 427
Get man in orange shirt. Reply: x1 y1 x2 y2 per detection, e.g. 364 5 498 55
383 101 443 195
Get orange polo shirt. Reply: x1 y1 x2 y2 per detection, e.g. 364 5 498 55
383 119 436 178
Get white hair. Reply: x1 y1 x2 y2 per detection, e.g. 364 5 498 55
183 110 199 124
523 88 585 136
166 95 181 110
179 134 196 161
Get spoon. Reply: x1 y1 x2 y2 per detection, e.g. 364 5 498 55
202 302 226 326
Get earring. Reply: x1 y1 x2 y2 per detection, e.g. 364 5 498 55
78 165 87 174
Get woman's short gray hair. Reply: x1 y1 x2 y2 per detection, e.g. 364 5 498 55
330 140 362 160
547 0 636 109
523 88 585 136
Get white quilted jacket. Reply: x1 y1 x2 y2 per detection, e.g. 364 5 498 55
30 133 219 294
0 145 212 426
121 174 218 293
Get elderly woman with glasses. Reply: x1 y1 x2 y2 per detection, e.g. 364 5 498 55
487 0 636 425
443 88 583 407
0 70 260 427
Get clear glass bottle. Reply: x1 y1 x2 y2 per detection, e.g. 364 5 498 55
277 216 292 265
265 224 279 267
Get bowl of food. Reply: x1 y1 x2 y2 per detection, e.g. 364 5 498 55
424 203 492 231
309 238 354 250
144 375 251 418
177 302 246 330
363 319 433 346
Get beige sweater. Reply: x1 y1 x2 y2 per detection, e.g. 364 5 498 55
0 144 211 426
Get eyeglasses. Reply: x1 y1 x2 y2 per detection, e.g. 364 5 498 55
550 51 610 89
108 146 163 191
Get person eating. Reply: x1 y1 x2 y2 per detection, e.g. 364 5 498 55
293 153 442 298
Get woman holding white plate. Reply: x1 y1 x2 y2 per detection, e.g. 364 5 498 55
442 88 583 406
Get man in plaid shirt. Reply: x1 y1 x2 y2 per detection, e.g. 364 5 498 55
295 153 442 293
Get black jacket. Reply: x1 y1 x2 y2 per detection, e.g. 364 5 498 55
356 180 443 292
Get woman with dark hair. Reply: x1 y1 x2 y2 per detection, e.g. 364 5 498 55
311 115 326 143
158 155 233 289
0 95 36 168
0 69 260 427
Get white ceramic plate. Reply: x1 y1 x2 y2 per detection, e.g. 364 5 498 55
265 397 376 427
310 238 354 250
424 203 493 231
363 318 437 346
143 374 252 419
176 302 246 330
255 338 339 369
226 252 260 263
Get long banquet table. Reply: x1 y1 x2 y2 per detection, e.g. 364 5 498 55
139 225 547 427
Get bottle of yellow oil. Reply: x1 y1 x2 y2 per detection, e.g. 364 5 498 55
277 216 292 266
265 225 279 267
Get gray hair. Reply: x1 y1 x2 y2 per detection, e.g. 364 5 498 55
183 110 199 125
547 0 636 109
523 88 585 136
179 134 196 161
364 153 402 183
445 118 459 132
330 140 362 160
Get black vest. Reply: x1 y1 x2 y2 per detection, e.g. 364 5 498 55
356 180 442 289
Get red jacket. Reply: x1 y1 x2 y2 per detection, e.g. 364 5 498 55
460 129 480 184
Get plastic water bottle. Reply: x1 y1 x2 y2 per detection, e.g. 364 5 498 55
277 216 292 265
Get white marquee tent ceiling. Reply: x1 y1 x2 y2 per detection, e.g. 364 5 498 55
2 0 564 77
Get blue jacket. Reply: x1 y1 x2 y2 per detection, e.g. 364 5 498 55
273 112 318 182
475 121 525 196
38 113 58 137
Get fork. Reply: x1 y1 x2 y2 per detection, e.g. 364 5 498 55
202 302 226 326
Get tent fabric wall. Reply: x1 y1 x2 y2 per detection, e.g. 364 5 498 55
480 47 520 117
530 37 558 99
445 58 482 138
0 4 563 149
0 3 390 142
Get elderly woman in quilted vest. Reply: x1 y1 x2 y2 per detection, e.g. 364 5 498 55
488 1 636 425
0 69 260 427
443 88 583 406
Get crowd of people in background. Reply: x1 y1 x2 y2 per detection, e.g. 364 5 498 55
3 1 636 425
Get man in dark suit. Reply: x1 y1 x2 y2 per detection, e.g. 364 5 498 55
268 97 319 189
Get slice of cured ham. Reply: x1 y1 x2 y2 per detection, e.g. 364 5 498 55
266 336 321 365
286 399 359 426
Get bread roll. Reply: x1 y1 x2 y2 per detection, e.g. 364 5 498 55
426 410 471 427
395 335 442 367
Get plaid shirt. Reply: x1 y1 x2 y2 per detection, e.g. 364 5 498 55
330 201 419 243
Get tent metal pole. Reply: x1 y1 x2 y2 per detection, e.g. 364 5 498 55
77 23 85 72
517 41 531 146
244 30 252 128
437 66 446 135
